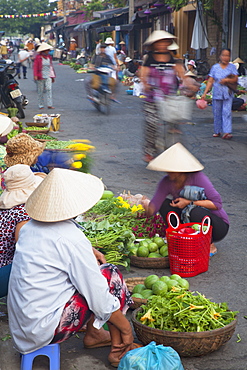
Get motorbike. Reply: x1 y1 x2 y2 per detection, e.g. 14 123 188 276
88 67 113 115
0 59 28 118
58 43 68 63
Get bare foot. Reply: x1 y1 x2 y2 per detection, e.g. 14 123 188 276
108 343 142 365
83 327 111 348
210 243 217 254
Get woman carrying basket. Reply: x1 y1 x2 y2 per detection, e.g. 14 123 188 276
142 143 229 256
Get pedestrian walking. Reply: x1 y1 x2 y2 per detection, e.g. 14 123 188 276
201 48 238 140
16 46 30 79
33 43 56 109
140 30 185 163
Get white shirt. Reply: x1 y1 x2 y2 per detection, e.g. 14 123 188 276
7 219 120 354
17 50 30 67
105 45 117 65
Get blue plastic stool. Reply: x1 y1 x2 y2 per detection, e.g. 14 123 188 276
20 343 60 370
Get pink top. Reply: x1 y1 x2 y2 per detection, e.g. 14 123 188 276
150 172 229 224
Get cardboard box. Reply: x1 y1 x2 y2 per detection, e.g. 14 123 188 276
50 114 61 132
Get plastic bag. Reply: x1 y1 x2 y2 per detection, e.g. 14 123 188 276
118 341 184 370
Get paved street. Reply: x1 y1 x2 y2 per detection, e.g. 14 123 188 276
0 61 247 370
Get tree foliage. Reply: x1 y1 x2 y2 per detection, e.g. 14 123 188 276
0 0 55 36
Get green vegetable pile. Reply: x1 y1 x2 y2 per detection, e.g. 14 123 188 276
80 219 136 268
44 140 76 149
25 126 49 131
29 134 58 141
136 289 238 332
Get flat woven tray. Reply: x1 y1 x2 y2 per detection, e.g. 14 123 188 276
125 277 147 309
132 307 237 357
26 121 48 127
25 128 50 135
130 255 169 269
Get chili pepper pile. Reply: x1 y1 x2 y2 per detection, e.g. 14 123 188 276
137 289 238 332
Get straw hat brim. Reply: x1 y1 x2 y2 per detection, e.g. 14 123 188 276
25 168 104 222
144 30 176 46
0 166 43 209
147 142 204 172
0 116 14 136
167 41 179 51
232 57 244 64
37 43 52 53
4 134 46 167
185 71 197 77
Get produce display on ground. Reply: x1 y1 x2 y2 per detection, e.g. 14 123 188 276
136 289 238 332
131 274 190 300
80 191 168 268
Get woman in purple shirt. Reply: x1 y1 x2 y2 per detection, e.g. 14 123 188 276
142 143 229 255
202 48 238 140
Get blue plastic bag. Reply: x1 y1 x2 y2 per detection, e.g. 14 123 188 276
118 341 184 370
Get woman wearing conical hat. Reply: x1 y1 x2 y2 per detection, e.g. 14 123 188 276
7 169 140 367
142 143 229 256
140 30 186 163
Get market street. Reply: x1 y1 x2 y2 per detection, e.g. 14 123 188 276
0 61 247 370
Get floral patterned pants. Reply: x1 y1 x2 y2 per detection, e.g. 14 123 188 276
50 263 132 344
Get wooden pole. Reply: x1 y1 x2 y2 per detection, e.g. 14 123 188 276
128 0 134 58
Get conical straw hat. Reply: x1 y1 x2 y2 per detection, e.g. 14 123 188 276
167 40 179 51
25 168 104 222
147 142 204 172
232 57 244 64
37 42 52 53
144 30 176 45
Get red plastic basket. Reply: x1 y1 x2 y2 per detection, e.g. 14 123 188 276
166 212 212 277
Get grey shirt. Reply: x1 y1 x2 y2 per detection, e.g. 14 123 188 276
7 219 120 354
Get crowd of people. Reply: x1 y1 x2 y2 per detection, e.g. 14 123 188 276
0 28 246 368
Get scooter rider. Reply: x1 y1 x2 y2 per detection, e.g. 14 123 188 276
86 43 116 102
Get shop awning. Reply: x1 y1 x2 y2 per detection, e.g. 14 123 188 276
96 22 152 33
93 7 129 19
132 5 169 20
45 21 68 34
74 18 108 31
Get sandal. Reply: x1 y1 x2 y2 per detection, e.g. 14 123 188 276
213 133 221 137
222 133 233 140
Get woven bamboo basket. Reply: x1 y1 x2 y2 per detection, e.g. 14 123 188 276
130 255 169 269
25 121 48 127
125 277 147 309
24 128 50 135
132 307 237 357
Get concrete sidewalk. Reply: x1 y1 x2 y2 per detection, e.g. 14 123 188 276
0 63 247 370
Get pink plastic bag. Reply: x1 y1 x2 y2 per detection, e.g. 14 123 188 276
196 99 207 109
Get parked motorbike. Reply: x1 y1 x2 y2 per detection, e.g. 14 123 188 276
59 43 68 62
88 67 113 115
0 59 28 118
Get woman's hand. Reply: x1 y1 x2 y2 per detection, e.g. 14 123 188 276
219 78 227 85
170 197 191 209
92 247 106 265
34 76 38 81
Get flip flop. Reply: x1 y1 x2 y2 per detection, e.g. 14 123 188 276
222 133 233 140
84 339 112 349
213 133 221 137
210 251 217 257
